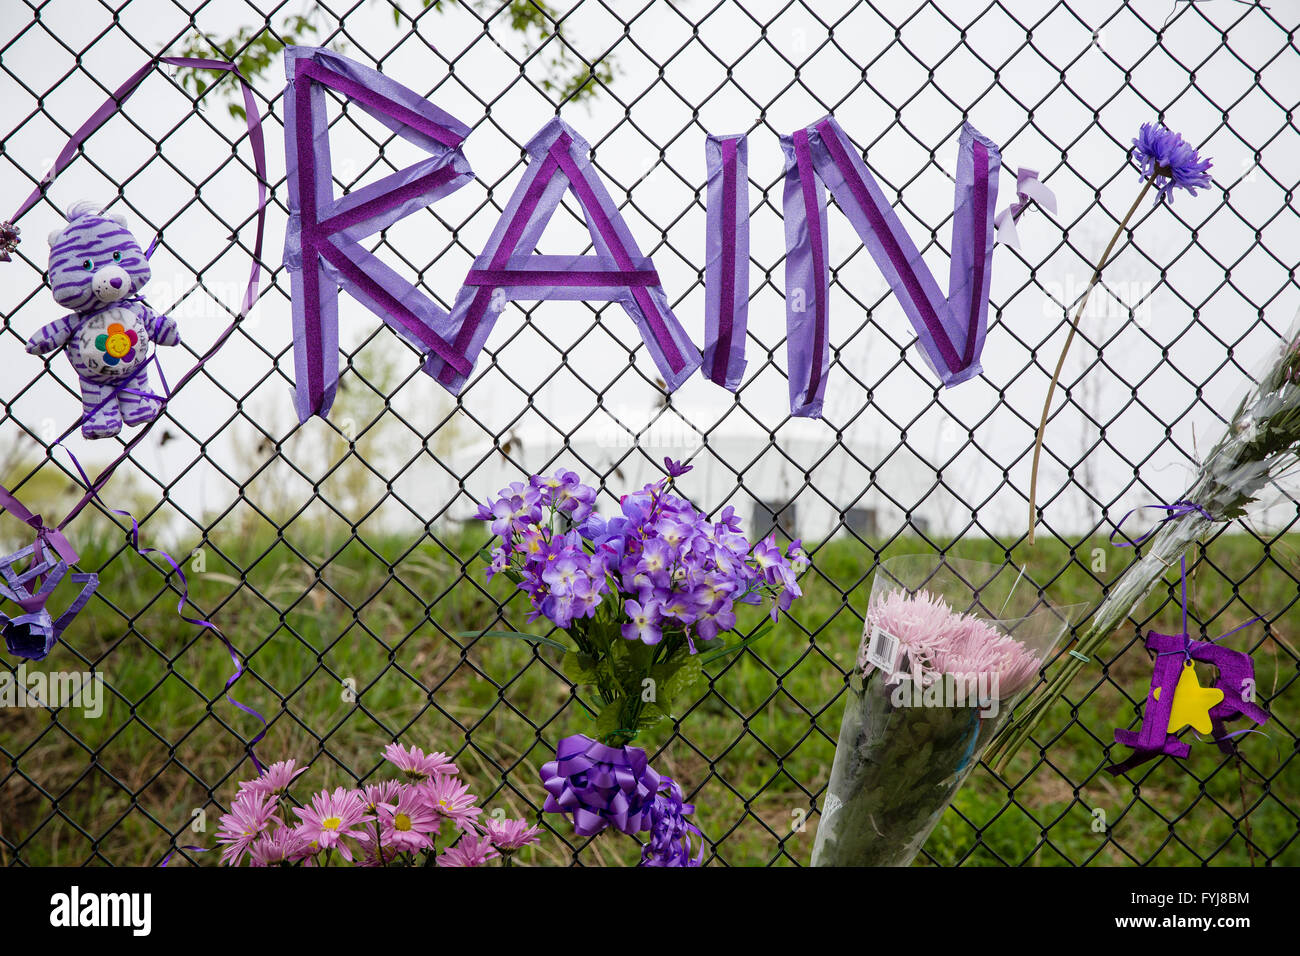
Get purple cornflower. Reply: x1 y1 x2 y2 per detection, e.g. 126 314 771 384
483 817 543 852
383 742 458 782
1131 123 1213 204
663 457 693 478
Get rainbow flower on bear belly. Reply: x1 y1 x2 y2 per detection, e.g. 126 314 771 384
94 322 138 366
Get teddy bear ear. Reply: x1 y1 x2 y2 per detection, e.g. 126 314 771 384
105 211 128 227
48 227 66 247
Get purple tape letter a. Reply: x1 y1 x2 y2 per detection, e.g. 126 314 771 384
781 117 1001 417
426 118 702 394
284 46 476 422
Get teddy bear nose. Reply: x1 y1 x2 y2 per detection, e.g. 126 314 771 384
110 276 123 289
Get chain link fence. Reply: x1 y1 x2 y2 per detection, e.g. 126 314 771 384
1 0 1297 866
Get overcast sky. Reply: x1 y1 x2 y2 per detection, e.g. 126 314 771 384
1 0 1297 547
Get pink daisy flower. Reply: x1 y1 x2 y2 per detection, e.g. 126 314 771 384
378 788 441 853
419 774 482 830
239 759 307 799
291 787 372 862
216 790 280 866
483 817 543 852
359 780 404 814
248 825 312 867
383 743 458 782
436 834 500 867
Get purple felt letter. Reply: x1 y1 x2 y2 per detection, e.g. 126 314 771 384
283 46 476 421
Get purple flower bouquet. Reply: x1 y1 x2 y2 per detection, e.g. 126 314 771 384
476 459 804 746
811 556 1081 867
475 460 804 860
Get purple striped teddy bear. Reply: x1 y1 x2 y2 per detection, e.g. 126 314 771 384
25 200 180 439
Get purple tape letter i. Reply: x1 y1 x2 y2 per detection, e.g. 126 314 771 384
283 46 476 421
702 133 748 391
780 117 1001 417
427 118 702 394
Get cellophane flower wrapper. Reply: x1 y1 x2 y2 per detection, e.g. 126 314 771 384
811 556 1080 867
989 310 1300 766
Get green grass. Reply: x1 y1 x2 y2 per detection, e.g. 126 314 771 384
1 519 1296 866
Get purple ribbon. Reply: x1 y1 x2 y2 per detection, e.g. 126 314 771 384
539 733 662 836
780 117 1001 416
0 541 97 661
59 450 268 772
426 118 702 395
283 46 476 422
0 53 268 763
702 133 749 391
993 167 1057 250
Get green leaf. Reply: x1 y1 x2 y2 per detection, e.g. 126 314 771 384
562 652 599 685
698 620 774 665
657 655 704 711
593 698 631 741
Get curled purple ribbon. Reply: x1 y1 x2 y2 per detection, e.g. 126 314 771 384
0 53 268 764
59 449 267 772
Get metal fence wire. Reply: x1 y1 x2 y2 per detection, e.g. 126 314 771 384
1 0 1297 866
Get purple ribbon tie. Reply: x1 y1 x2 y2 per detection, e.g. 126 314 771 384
780 117 1001 417
0 53 268 764
993 167 1057 250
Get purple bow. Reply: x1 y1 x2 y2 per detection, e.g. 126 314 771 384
638 776 704 867
993 167 1057 250
539 734 662 836
0 541 97 661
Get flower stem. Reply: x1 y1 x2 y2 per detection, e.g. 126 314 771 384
1026 176 1155 545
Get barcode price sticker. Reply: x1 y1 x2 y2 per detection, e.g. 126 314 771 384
863 623 902 678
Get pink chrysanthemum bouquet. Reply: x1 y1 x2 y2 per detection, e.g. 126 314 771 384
812 556 1080 867
214 744 542 867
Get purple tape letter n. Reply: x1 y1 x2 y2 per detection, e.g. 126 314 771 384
283 46 476 421
703 133 748 391
426 118 701 394
780 117 1001 417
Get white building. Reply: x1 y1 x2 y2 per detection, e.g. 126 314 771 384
446 410 955 543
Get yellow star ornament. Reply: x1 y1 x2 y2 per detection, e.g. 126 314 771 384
1153 660 1224 735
